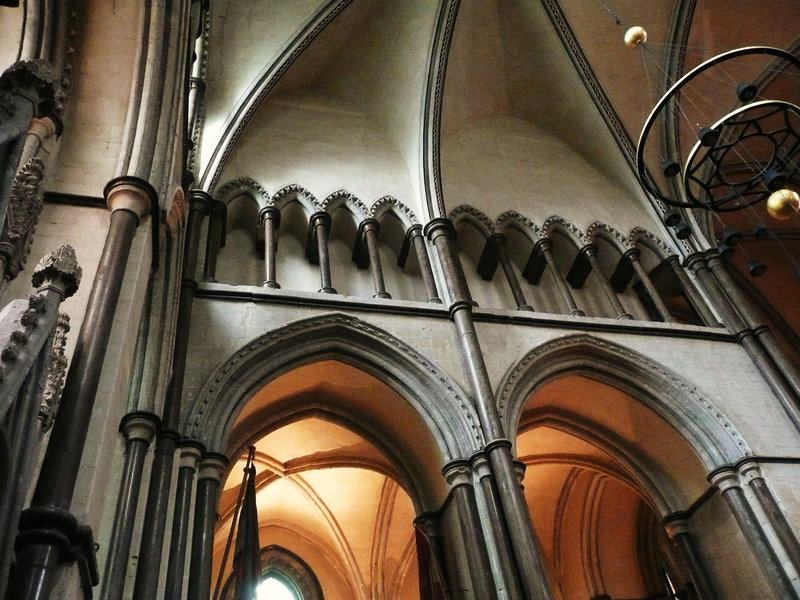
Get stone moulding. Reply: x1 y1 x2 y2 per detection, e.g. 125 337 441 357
186 312 483 458
497 332 751 470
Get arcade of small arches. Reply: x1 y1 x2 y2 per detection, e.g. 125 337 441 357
187 318 771 600
196 178 718 328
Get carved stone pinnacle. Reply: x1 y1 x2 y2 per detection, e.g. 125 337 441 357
31 245 82 299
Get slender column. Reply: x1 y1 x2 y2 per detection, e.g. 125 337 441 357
686 254 800 429
583 246 631 319
709 469 799 599
663 515 718 600
443 461 497 599
202 200 226 281
626 248 673 322
666 255 720 326
165 441 205 600
132 430 180 599
408 225 441 303
536 238 584 316
259 206 281 288
472 453 522 599
309 212 336 293
361 219 391 298
10 176 154 599
100 412 160 600
17 117 59 168
188 453 228 600
738 461 800 577
492 236 532 312
426 218 553 600
706 250 800 400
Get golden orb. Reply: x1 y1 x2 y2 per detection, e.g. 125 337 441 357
624 26 647 48
766 188 800 220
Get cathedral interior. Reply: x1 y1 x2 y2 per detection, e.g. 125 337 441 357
1 1 800 599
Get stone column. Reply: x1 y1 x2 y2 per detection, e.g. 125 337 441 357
134 189 211 599
426 218 553 600
17 116 60 169
408 224 441 303
686 253 800 429
472 453 522 599
582 245 631 319
361 219 391 299
536 238 584 316
665 255 720 327
738 461 800 578
188 453 228 600
709 469 799 599
309 212 336 293
663 515 718 600
164 441 205 600
100 411 160 600
259 206 281 288
490 235 533 312
706 250 800 400
202 200 226 281
626 248 674 322
443 460 497 600
10 176 153 600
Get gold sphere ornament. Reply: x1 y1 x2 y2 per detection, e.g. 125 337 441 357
766 188 800 220
624 26 647 48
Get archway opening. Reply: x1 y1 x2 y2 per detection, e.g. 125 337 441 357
213 359 452 600
516 375 710 600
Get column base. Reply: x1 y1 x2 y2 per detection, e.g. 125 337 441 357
373 291 391 299
318 286 337 294
517 304 534 311
261 281 281 289
569 309 586 316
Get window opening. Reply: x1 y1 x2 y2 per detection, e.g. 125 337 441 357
256 575 300 600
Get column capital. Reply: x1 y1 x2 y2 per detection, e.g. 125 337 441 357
31 244 82 299
310 211 332 229
178 440 205 470
104 176 156 224
407 223 423 238
188 189 213 213
662 512 691 538
197 452 228 482
258 204 280 225
533 236 553 252
708 466 739 491
424 217 456 242
469 452 492 479
622 246 641 261
683 251 708 272
118 411 160 443
359 217 380 235
484 437 513 454
736 459 763 484
442 459 472 487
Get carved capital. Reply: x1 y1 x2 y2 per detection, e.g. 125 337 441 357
197 453 228 482
442 459 472 487
31 245 81 299
424 218 456 242
708 467 739 492
0 59 64 118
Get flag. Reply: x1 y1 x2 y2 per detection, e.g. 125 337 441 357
232 457 261 600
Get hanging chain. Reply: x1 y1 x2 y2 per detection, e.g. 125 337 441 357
597 0 625 26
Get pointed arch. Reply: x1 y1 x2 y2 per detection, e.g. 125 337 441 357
185 313 483 508
271 184 320 219
320 189 370 222
498 334 751 471
496 210 540 242
629 227 676 260
586 221 629 252
214 176 271 210
448 204 495 237
370 196 419 229
541 215 588 245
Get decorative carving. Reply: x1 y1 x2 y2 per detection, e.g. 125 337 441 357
321 189 369 220
31 244 82 299
214 176 270 209
0 59 64 119
628 227 675 259
271 183 320 214
188 314 482 451
540 215 588 244
448 204 496 236
0 157 45 281
39 314 70 432
497 333 750 463
586 221 629 250
369 195 419 226
496 210 540 239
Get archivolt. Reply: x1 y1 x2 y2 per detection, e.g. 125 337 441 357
498 333 751 470
185 313 482 460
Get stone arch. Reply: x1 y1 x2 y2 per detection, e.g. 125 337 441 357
629 226 675 260
448 204 495 237
186 313 482 507
498 333 751 474
370 196 419 229
215 176 270 210
586 221 629 253
272 183 320 219
496 210 539 243
321 189 369 223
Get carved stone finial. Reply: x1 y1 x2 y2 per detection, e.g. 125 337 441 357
31 245 82 299
0 59 64 118
0 156 46 281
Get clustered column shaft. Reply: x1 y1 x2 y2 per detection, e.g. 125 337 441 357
188 453 228 600
310 211 336 294
361 219 391 299
260 205 280 288
536 238 584 317
626 248 673 322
